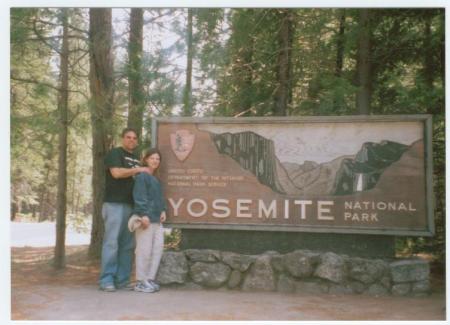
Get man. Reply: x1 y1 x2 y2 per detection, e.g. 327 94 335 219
99 128 150 292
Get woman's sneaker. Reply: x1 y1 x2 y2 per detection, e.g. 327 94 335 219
134 280 156 293
148 280 160 291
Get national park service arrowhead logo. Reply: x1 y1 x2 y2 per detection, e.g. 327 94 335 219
170 129 195 162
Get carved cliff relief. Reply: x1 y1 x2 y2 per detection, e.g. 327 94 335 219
210 130 421 196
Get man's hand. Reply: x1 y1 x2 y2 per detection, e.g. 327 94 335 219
139 166 154 175
141 216 150 229
160 211 166 223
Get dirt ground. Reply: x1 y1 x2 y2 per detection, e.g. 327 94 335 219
10 245 447 321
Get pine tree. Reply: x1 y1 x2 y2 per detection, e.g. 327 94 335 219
88 8 114 258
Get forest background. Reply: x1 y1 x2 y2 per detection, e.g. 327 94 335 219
9 7 445 269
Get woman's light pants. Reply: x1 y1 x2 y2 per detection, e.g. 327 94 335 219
135 223 164 281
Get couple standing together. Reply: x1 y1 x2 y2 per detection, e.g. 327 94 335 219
99 128 166 293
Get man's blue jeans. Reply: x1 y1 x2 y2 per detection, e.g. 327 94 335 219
99 202 134 288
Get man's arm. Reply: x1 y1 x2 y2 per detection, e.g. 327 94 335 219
110 167 149 179
105 148 148 179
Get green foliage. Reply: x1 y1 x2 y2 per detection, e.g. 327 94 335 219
164 228 182 250
214 9 282 116
367 9 444 261
10 8 40 51
11 8 92 222
11 9 58 219
297 73 357 115
67 213 92 234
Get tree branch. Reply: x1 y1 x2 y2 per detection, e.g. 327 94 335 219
32 18 61 55
11 75 60 91
35 18 89 35
11 75 89 99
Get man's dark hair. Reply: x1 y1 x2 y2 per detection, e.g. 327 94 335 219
121 127 138 138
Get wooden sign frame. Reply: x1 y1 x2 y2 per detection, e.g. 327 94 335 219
152 115 434 236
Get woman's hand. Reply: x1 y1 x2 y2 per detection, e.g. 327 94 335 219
141 216 150 229
160 211 166 223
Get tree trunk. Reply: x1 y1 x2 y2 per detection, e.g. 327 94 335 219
229 10 255 117
423 13 434 115
54 8 69 269
239 42 254 116
38 169 50 222
439 12 445 89
423 15 433 86
11 201 18 221
127 8 144 138
274 9 294 116
70 151 77 214
32 205 36 220
74 192 80 216
335 9 346 77
38 189 46 221
355 9 372 115
88 8 114 259
37 137 56 222
182 8 193 116
333 9 346 111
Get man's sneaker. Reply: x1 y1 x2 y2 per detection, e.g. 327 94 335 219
117 282 134 291
148 280 160 291
100 283 116 292
134 280 156 293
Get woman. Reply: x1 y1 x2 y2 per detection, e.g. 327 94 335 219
132 148 166 293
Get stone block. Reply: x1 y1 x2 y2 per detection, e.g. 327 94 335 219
391 283 411 296
348 257 389 284
283 250 320 278
185 249 221 262
365 283 389 296
379 276 391 289
189 262 231 288
242 255 276 291
349 281 366 294
390 259 429 283
412 280 431 294
277 274 296 293
314 252 347 283
270 254 285 273
221 251 255 272
156 251 189 285
227 270 242 289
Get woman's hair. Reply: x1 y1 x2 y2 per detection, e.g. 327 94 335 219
141 148 162 172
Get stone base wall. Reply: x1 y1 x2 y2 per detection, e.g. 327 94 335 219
155 249 430 297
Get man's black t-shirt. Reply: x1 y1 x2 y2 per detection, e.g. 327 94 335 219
104 147 140 204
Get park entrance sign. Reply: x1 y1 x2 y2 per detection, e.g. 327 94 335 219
153 115 434 236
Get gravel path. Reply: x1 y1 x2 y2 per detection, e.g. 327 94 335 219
11 283 446 321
